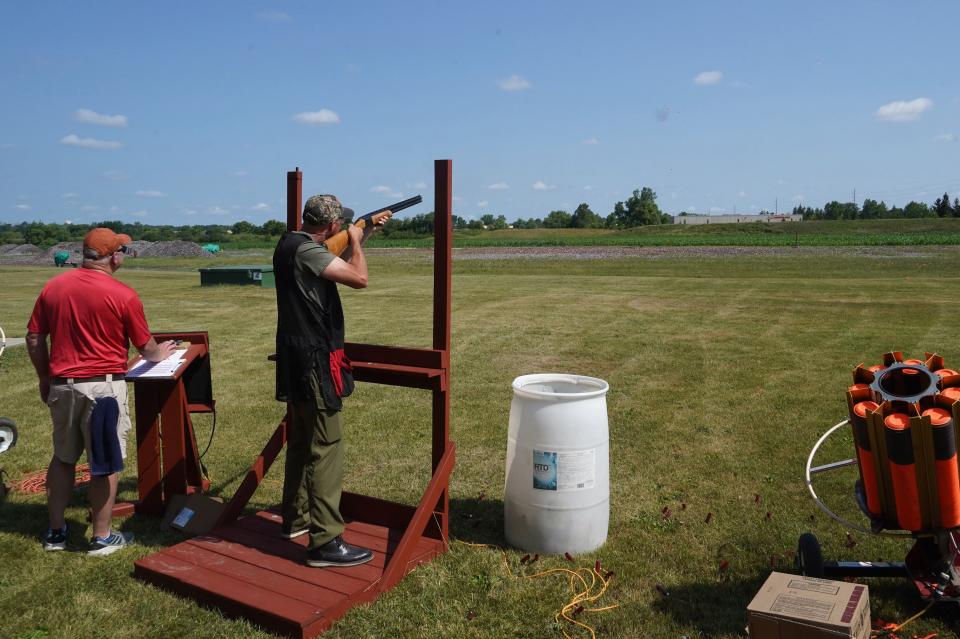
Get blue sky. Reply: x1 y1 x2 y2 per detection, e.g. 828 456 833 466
1 1 958 225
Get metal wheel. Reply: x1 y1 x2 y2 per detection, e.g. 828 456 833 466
0 417 17 454
797 532 825 578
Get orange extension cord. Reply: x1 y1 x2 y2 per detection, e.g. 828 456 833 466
13 464 91 493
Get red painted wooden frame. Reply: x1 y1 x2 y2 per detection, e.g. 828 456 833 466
135 162 455 637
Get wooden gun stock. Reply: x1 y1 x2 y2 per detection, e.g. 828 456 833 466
323 210 393 257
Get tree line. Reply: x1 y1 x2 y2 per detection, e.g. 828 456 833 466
1 187 672 247
8 189 960 248
793 192 960 220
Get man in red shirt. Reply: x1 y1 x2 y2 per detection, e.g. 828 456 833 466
26 228 176 555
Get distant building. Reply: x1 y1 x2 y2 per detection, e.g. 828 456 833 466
671 213 802 225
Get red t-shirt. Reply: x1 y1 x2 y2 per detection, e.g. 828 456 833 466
27 268 153 377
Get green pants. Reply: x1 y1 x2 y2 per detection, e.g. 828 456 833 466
282 394 345 549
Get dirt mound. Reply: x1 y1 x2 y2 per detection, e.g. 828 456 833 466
127 240 153 256
45 242 82 258
6 244 41 255
137 241 211 258
0 244 19 254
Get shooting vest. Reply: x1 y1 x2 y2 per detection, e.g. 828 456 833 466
273 232 354 409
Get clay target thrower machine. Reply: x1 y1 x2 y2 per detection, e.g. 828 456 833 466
802 351 960 603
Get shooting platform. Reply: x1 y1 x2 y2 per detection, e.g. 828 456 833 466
133 160 456 638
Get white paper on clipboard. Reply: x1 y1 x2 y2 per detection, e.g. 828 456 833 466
126 351 185 379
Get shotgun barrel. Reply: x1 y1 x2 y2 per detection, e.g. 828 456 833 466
359 195 422 221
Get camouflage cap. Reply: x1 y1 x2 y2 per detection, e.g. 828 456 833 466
302 194 354 227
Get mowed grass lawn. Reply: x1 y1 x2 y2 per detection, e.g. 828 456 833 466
3 247 960 638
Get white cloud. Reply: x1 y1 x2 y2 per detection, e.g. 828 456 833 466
414 181 427 189
233 170 249 176
209 206 228 215
693 70 723 85
584 185 593 191
15 204 31 210
477 200 489 207
136 190 166 198
709 206 724 213
582 137 599 145
738 190 748 197
75 108 128 128
371 185 402 198
875 98 933 122
252 202 271 211
104 169 128 180
0 143 12 149
81 205 100 211
488 181 509 190
935 133 958 143
64 218 73 224
257 10 291 22
499 75 531 91
293 109 340 125
687 206 697 212
793 195 805 202
130 210 147 217
60 134 123 150
532 180 555 191
62 192 79 198
109 206 119 212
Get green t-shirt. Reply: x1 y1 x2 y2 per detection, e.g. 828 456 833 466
292 232 337 311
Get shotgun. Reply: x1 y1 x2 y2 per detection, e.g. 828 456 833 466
323 195 422 256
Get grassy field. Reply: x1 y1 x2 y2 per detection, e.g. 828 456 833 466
3 247 960 637
189 218 960 251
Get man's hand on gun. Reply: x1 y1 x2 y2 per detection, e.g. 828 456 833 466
359 209 391 243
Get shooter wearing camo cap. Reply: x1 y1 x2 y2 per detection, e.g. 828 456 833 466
272 194 387 568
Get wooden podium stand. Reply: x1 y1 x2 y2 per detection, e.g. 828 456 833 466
120 331 213 517
133 161 456 638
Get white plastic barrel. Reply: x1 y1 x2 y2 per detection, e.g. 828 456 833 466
504 373 610 554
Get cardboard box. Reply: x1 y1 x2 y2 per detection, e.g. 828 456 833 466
747 572 870 639
161 493 225 535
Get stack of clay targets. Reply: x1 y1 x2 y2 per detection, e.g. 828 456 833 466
848 352 960 532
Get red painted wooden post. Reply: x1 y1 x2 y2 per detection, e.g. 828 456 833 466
287 168 302 232
432 159 453 542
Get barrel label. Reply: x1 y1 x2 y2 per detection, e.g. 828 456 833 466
533 450 558 490
533 449 596 491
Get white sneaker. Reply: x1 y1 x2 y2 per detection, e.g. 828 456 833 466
87 531 135 556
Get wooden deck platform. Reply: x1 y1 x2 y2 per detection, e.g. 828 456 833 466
134 509 446 638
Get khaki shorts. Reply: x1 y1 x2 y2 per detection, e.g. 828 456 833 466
47 378 131 465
